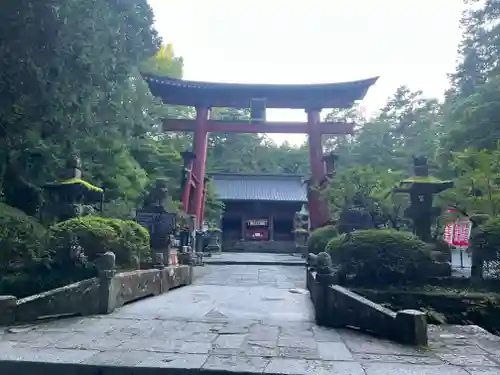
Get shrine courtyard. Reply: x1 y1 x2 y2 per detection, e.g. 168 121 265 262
1 254 499 375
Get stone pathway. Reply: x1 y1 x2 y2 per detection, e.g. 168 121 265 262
203 252 305 266
1 263 499 374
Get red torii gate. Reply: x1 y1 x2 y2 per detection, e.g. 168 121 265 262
143 75 378 230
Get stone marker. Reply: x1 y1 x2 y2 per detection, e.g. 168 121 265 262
395 309 428 346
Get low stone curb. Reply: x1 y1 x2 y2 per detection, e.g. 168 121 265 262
0 360 307 375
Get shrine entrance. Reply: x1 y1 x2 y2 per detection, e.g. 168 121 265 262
143 74 378 230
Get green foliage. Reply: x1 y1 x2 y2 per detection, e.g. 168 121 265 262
49 216 150 266
0 203 47 273
307 225 338 254
470 216 500 269
438 146 500 216
326 229 433 285
322 166 408 229
0 203 98 298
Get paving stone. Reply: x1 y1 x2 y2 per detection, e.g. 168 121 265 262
50 332 127 351
83 350 150 366
242 340 278 357
248 324 280 341
428 341 489 355
218 323 250 334
435 353 499 367
177 341 212 354
183 332 218 342
354 353 444 365
464 367 500 375
118 337 179 352
476 339 500 356
203 354 270 372
184 321 223 333
0 346 99 363
312 325 342 342
0 340 15 351
8 331 68 348
317 342 354 361
341 330 427 356
264 358 365 375
116 319 161 336
211 333 246 354
278 336 317 348
363 363 471 375
278 345 319 359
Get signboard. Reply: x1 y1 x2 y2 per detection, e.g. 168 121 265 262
247 219 268 227
443 220 472 247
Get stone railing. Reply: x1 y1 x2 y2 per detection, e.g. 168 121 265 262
306 252 428 346
0 251 192 325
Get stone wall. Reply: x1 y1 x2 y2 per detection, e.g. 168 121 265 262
307 269 428 346
0 265 192 325
355 288 500 335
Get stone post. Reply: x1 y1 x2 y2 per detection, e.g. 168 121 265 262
311 252 334 326
96 251 116 314
395 309 428 346
0 295 17 325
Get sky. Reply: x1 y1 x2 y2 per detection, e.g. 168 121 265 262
148 0 465 144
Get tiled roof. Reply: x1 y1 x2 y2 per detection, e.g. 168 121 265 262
142 74 379 109
210 173 307 202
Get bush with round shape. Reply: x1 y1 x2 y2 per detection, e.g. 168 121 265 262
113 219 150 265
49 216 150 267
326 229 433 285
470 216 500 274
307 225 338 254
0 203 47 272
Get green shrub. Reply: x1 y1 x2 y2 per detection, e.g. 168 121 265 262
113 220 150 265
307 225 338 254
0 203 47 272
470 216 500 274
326 229 433 285
49 216 150 266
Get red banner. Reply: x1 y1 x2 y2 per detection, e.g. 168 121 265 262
444 220 471 247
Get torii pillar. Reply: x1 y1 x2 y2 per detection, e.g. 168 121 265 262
190 106 209 229
306 108 329 229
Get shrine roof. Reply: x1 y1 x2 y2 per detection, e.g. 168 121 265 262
210 173 307 202
142 74 379 109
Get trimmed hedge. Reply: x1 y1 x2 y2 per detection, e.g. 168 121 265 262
0 203 47 272
307 225 338 254
470 216 500 275
326 229 433 285
49 216 150 266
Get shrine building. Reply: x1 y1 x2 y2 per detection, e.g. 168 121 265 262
210 173 307 252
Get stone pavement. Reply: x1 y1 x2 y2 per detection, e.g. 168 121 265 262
0 263 499 374
203 252 305 266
